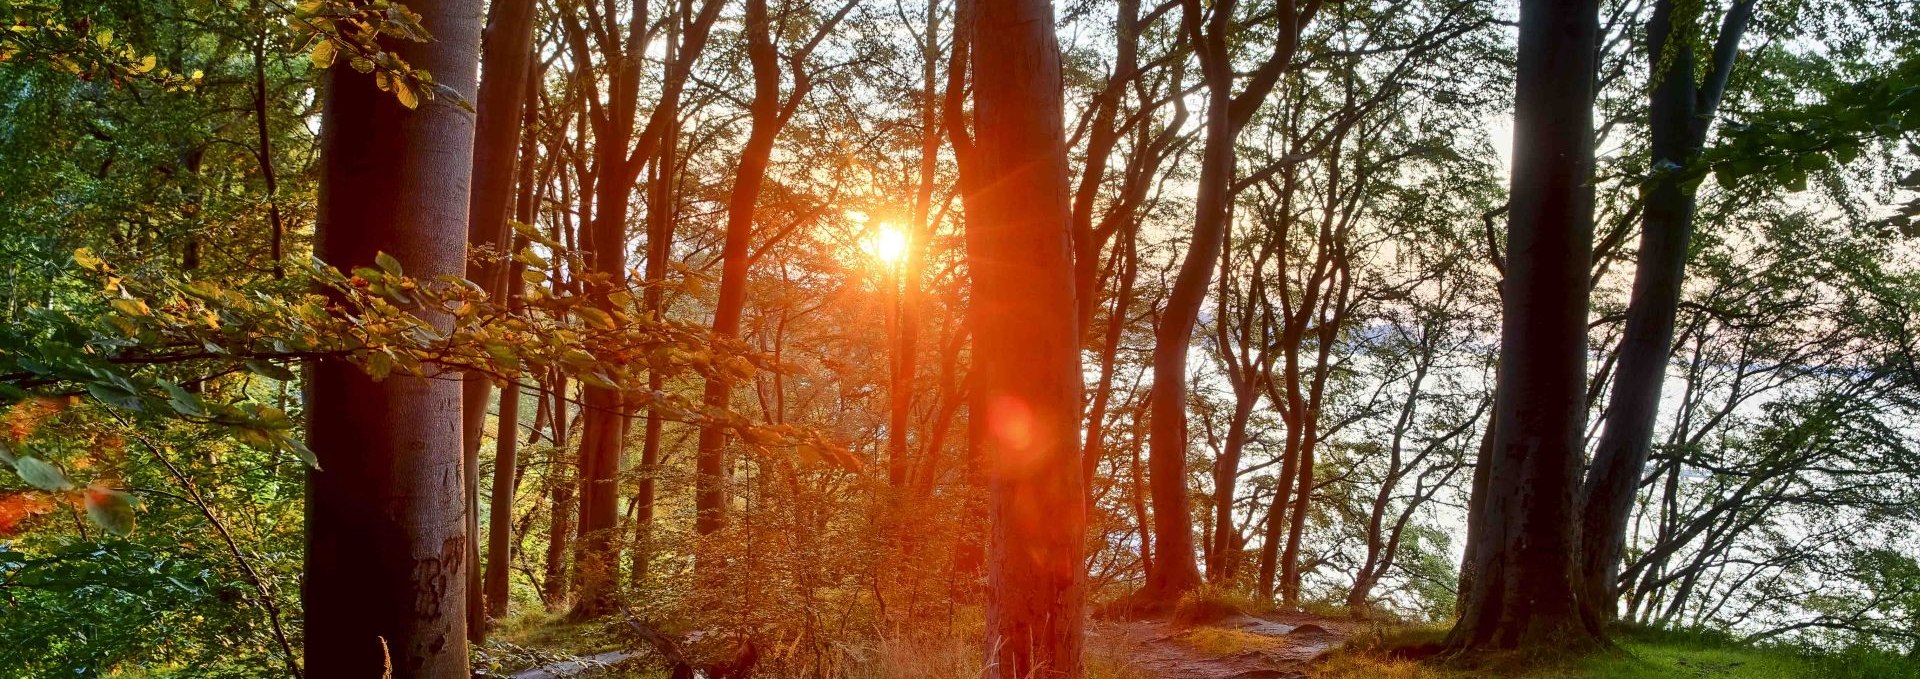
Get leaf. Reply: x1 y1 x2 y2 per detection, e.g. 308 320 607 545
310 39 337 68
161 381 208 418
0 492 57 536
13 456 73 492
87 382 145 412
245 359 298 381
109 297 151 317
73 247 102 270
393 79 419 109
366 351 393 379
375 251 404 275
84 486 136 537
575 306 615 330
279 434 322 470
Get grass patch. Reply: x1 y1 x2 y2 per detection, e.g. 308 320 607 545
1310 623 1920 679
1169 585 1270 626
1179 626 1289 656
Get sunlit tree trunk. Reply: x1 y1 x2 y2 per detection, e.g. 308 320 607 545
1448 0 1604 651
485 60 545 621
963 0 1087 674
459 0 537 641
888 0 941 491
693 0 780 537
304 0 480 673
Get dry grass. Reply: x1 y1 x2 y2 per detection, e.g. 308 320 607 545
1169 585 1271 626
1179 626 1289 656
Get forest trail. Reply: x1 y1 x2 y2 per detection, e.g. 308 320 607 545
1090 612 1358 679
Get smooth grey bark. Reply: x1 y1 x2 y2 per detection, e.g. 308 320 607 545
305 0 482 673
1578 0 1754 620
1446 0 1605 651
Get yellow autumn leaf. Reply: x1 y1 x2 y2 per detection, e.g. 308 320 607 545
109 298 151 317
393 79 419 109
310 39 336 68
73 247 102 270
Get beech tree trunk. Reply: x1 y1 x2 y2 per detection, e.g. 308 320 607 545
1448 0 1604 651
485 61 545 621
542 377 575 608
305 0 481 674
696 0 779 535
965 0 1088 674
1147 0 1319 603
460 0 538 641
1578 0 1753 620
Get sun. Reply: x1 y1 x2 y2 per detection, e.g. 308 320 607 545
862 222 910 270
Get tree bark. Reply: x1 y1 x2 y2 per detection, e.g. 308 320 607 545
1447 0 1604 651
485 61 545 621
1578 0 1753 621
965 0 1087 674
460 0 538 642
305 0 480 673
694 0 781 537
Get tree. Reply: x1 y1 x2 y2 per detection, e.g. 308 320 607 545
461 0 538 640
1448 0 1605 651
560 0 723 616
695 0 854 536
303 0 482 674
961 0 1087 674
1578 0 1755 619
1142 0 1321 604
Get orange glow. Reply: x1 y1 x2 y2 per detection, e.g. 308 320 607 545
862 222 909 270
987 395 1037 473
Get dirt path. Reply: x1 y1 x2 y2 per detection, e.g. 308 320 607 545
1090 613 1357 679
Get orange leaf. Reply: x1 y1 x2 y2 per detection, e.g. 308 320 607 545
0 491 57 536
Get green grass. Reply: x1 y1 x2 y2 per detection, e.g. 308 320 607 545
1310 624 1920 679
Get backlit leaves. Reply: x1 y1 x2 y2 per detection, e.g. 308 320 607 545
83 485 136 537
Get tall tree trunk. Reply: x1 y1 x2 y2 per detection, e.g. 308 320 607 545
1081 226 1140 487
1447 0 1604 651
543 375 575 609
304 0 481 674
568 0 722 617
460 0 538 642
965 0 1087 674
891 0 943 491
1142 4 1228 598
1148 0 1319 603
1578 0 1753 621
485 63 545 620
696 0 781 535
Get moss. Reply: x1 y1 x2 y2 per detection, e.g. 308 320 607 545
1309 623 1920 679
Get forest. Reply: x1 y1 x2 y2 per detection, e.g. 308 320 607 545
1 0 1918 676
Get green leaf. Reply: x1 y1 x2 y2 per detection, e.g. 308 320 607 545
279 434 322 470
160 381 208 417
0 440 15 466
375 251 404 276
87 382 146 411
84 487 137 537
245 359 298 381
14 456 74 492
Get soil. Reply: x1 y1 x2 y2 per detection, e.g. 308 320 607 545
1089 612 1359 679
